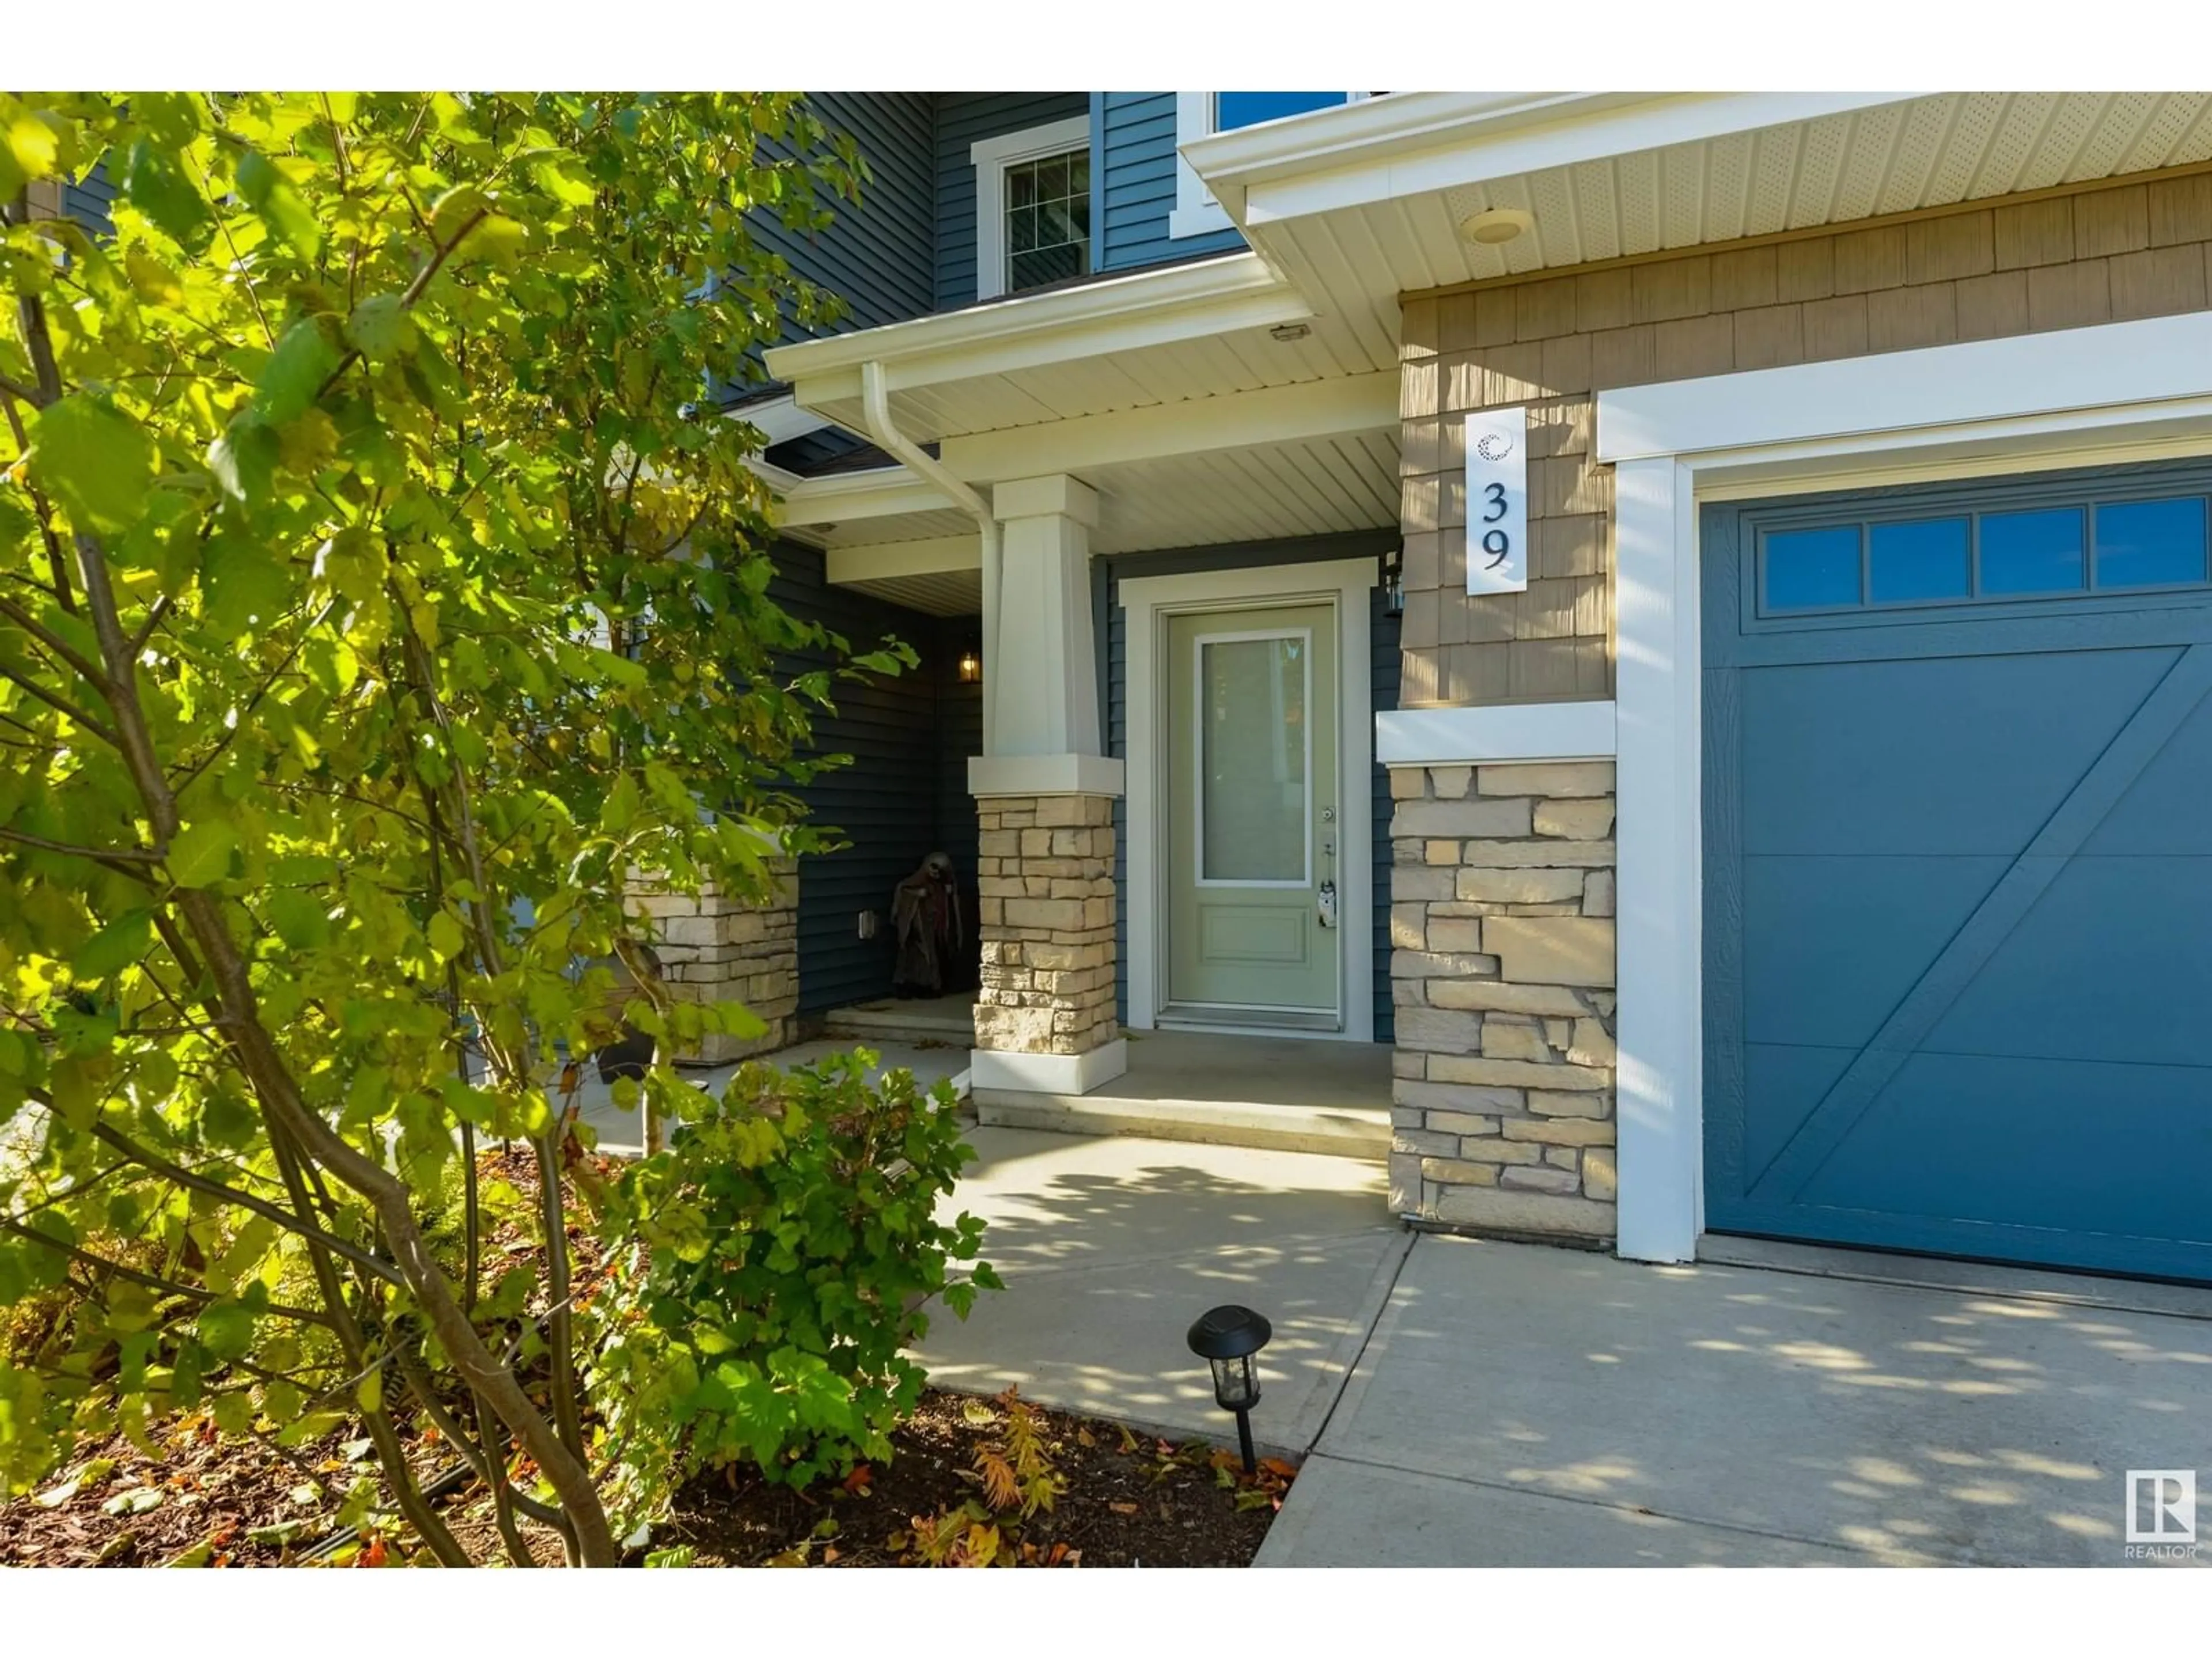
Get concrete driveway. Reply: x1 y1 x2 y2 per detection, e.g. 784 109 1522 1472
1259 1234 2212 1568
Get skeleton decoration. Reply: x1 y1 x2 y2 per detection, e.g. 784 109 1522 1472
892 850 964 998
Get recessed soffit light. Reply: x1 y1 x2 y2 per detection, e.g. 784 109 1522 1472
1458 207 1533 247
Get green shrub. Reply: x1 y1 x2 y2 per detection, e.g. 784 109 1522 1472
588 1051 998 1525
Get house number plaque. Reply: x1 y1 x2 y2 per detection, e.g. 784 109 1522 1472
1463 406 1528 596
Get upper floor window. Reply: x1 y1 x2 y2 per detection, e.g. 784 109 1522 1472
1171 92 1372 240
1214 92 1354 130
972 118 1092 301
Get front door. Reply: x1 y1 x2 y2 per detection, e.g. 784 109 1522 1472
1163 603 1339 1025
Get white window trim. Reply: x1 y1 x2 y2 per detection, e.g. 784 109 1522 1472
1593 309 2212 1268
1170 92 1372 241
971 116 1091 302
1122 558 1378 1043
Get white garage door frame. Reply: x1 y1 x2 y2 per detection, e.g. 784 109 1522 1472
1595 309 2212 1266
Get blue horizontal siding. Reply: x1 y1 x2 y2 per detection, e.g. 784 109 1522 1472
63 161 114 238
1097 532 1399 1041
935 92 1088 311
1098 92 1245 271
758 92 935 338
770 543 980 1012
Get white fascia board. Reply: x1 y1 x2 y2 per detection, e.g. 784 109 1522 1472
724 393 832 446
775 467 953 528
764 253 1309 404
1200 90 1923 230
1377 702 1617 768
1597 311 2212 464
744 455 805 494
823 536 981 585
941 369 1400 483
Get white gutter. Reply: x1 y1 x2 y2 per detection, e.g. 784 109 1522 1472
857 359 1000 751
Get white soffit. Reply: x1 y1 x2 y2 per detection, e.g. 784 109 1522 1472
778 429 1399 563
1241 92 2212 301
1086 431 1399 555
840 570 983 618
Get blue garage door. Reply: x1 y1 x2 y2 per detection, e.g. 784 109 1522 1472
1702 460 2212 1282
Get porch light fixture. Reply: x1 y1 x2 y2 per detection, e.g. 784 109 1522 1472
956 647 983 684
1458 206 1533 247
1382 546 1407 615
1268 321 1312 343
1186 1304 1272 1473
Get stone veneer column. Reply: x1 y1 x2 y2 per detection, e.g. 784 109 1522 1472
630 861 800 1063
971 793 1123 1088
1387 762 1618 1240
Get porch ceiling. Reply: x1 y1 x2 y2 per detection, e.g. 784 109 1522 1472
801 427 1400 575
1226 92 2212 321
839 568 983 617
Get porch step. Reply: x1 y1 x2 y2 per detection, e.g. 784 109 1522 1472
974 1089 1388 1160
819 994 976 1047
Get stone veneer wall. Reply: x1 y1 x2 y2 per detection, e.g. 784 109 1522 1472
632 862 800 1063
1389 761 1618 1240
1396 168 2212 705
974 794 1120 1057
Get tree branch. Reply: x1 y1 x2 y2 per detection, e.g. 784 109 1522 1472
0 656 121 747
88 1120 405 1287
0 1215 332 1324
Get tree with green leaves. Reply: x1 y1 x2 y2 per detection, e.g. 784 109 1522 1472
0 91 908 1565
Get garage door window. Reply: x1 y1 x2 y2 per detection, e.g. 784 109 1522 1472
1869 517 1969 603
2096 498 2209 589
1760 486 2212 616
1980 507 2085 595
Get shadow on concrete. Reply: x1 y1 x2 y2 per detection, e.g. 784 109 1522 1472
916 1127 1407 1453
1263 1236 2212 1567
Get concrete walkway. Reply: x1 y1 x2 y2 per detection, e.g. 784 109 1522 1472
918 1126 1410 1454
1258 1234 2212 1568
569 1037 969 1156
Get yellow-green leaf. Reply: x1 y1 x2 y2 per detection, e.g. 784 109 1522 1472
29 396 154 536
166 820 237 889
426 911 464 963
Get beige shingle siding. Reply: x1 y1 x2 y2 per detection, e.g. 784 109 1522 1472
1395 166 2212 709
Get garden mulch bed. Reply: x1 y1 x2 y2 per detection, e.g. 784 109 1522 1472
0 1389 1291 1568
659 1388 1291 1567
2 1145 1292 1569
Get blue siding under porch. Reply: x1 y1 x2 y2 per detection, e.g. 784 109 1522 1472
768 543 982 1014
1098 532 1400 1044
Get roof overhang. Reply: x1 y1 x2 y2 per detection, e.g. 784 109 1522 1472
1185 90 1922 230
1180 90 2212 309
764 252 1310 403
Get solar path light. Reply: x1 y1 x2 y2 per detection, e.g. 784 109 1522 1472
1185 1304 1272 1474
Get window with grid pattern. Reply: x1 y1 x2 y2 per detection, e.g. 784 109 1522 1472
1003 146 1089 294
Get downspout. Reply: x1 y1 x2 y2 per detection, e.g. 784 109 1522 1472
858 359 1000 753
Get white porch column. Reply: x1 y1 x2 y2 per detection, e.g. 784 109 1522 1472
967 474 1127 1096
981 472 1104 764
1612 456 1701 1264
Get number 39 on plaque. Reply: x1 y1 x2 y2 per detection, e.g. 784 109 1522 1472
1463 406 1528 596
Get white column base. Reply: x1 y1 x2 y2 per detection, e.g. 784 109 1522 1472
969 1039 1130 1097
